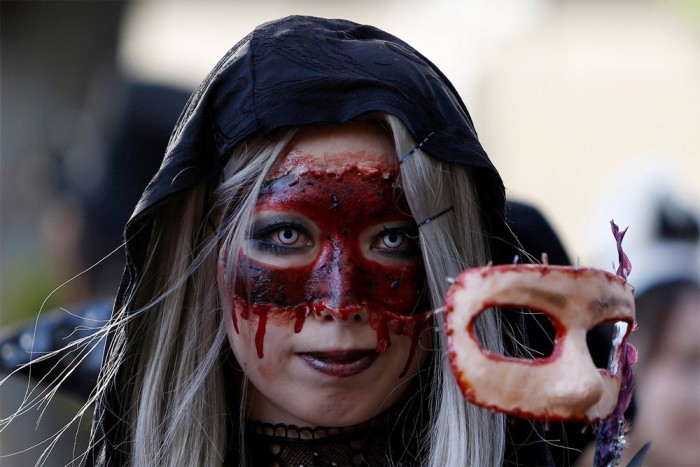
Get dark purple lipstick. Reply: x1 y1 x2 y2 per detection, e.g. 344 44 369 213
299 350 377 377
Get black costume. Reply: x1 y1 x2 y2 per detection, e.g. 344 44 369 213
88 16 555 466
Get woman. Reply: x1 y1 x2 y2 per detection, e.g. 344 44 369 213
86 16 550 466
618 280 699 466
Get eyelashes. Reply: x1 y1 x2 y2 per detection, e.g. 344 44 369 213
247 218 422 262
370 227 421 260
248 220 313 255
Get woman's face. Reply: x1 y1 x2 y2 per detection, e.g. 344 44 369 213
219 123 432 427
633 289 700 466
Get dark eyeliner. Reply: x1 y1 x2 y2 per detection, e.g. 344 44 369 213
249 219 307 239
248 220 311 254
371 227 421 259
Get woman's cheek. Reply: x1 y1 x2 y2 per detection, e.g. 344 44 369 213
224 299 255 362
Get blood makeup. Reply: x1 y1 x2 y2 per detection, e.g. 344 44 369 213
218 123 432 427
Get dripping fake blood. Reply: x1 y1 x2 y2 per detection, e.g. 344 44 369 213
231 299 429 376
229 166 431 374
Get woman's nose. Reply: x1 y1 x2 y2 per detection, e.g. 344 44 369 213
308 240 364 312
316 305 369 324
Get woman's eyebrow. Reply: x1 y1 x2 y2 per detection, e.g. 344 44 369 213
259 173 298 196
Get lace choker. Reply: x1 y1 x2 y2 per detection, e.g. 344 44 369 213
245 414 396 466
247 410 393 440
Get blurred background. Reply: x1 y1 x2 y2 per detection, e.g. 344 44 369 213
2 0 699 326
1 0 699 465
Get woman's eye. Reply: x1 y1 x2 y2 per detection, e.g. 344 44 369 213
276 228 300 245
249 221 313 254
371 228 420 259
382 232 404 249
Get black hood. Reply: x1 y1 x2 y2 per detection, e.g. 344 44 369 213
123 15 516 290
90 15 537 466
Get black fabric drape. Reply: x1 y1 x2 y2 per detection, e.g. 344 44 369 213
88 16 550 466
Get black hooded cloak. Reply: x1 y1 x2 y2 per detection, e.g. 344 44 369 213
88 15 553 466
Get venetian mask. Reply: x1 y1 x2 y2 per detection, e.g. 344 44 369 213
445 264 635 422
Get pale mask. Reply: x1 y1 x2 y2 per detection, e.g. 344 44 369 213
445 264 635 422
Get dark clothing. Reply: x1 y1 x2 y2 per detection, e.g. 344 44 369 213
124 15 517 283
88 15 552 466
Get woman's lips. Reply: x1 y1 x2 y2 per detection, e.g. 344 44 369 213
298 350 377 377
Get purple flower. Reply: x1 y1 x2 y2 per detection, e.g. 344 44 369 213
610 220 632 280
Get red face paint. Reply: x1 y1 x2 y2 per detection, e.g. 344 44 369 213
228 159 431 375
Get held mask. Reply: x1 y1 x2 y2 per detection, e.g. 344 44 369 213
445 264 635 422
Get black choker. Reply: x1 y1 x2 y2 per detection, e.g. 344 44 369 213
245 412 402 466
247 409 395 440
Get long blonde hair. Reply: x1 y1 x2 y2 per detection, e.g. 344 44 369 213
90 114 505 466
386 115 505 466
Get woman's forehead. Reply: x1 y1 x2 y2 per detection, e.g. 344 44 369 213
268 122 397 179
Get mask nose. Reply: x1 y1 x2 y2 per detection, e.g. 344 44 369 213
549 334 605 414
550 366 604 412
307 240 366 323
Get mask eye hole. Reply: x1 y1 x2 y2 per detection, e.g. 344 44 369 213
587 320 629 370
471 306 557 360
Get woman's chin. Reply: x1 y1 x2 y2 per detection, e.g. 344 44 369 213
274 405 379 428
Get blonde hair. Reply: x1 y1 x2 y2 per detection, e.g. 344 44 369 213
83 114 506 466
386 115 505 466
95 132 297 466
